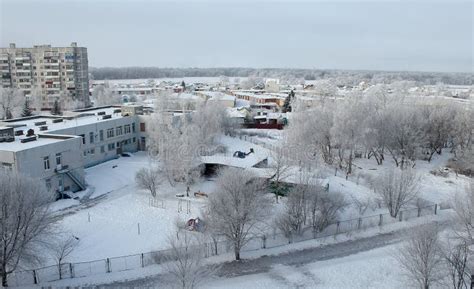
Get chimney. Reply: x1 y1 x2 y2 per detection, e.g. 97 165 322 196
9 43 15 49
71 42 77 47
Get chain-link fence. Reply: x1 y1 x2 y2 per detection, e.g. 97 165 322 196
7 204 437 287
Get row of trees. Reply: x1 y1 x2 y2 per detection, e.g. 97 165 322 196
0 87 89 119
90 67 473 86
288 84 473 174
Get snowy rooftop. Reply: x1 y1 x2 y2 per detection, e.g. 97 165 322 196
1 106 126 134
0 134 79 152
201 135 269 169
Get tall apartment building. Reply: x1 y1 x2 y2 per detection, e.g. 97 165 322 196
0 42 90 109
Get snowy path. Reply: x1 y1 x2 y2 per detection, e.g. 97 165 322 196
98 219 447 288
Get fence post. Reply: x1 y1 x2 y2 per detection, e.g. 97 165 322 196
141 253 144 267
288 233 292 244
69 263 74 278
379 214 383 226
357 218 362 230
417 207 421 217
434 204 438 215
336 221 340 234
399 211 403 222
262 235 266 249
33 269 38 284
106 258 111 273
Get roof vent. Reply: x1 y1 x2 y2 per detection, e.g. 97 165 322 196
15 130 24 136
97 111 106 116
52 119 63 123
102 115 112 120
34 121 47 126
26 129 35 137
39 126 48 131
21 136 37 143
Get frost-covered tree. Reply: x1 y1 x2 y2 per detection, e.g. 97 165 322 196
385 104 423 168
276 184 307 237
165 231 217 289
92 85 121 106
395 224 443 289
373 167 419 218
206 168 270 260
48 235 79 280
0 171 55 287
0 88 24 119
451 182 474 244
135 167 162 198
21 99 32 117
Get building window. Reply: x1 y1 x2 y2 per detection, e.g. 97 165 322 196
89 132 94 144
132 137 136 143
79 134 85 144
108 143 115 151
124 124 131 134
100 145 105 153
83 151 87 156
99 130 104 141
90 148 95 155
116 126 123 136
140 123 145 132
107 128 114 138
132 123 136 133
55 153 62 165
43 156 50 170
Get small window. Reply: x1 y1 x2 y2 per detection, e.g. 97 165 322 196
107 128 114 138
132 123 136 133
79 134 85 144
89 132 94 144
116 126 123 136
55 153 62 165
100 145 105 153
140 123 145 132
43 156 50 170
124 124 131 134
132 137 136 143
99 130 104 141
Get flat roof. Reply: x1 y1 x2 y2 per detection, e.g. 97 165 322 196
0 134 78 152
2 107 127 134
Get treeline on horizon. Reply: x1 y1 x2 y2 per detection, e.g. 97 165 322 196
89 67 473 86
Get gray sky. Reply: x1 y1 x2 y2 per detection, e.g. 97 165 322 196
1 0 472 72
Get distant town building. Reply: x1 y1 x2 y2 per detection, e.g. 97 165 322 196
0 42 90 110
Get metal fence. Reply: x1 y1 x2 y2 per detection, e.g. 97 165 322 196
8 204 438 286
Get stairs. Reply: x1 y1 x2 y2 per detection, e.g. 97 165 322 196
66 171 86 191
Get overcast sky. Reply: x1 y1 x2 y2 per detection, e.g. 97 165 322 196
1 0 472 72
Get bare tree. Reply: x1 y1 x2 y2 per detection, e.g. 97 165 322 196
135 167 162 198
0 171 55 287
374 167 419 218
395 224 444 289
206 168 270 260
49 235 79 280
268 144 292 203
451 182 474 244
165 231 217 289
308 189 346 232
276 185 307 237
441 238 470 289
0 88 24 119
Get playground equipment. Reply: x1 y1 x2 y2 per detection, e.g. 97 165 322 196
194 191 208 198
186 217 204 232
233 148 254 159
